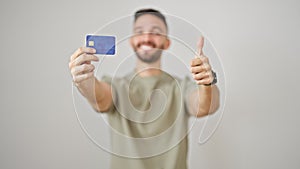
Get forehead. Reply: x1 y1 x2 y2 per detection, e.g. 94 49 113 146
133 14 167 32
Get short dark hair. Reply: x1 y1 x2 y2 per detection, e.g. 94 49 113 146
134 8 168 30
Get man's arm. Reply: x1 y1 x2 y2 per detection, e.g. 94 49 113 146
188 84 220 117
69 47 113 112
189 37 220 117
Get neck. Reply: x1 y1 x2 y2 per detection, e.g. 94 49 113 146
135 59 162 77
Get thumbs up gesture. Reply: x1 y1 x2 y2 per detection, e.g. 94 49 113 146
190 36 215 86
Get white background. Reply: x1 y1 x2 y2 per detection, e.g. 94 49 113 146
0 0 299 168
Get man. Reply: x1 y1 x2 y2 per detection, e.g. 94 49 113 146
69 8 220 169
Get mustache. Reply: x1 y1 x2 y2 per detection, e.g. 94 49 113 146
137 42 156 48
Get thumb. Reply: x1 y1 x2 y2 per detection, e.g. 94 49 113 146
196 36 204 58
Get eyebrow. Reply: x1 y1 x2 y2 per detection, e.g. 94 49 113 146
134 26 165 33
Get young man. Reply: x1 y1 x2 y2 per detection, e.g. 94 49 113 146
69 8 219 169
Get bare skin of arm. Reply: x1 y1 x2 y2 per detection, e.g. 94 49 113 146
188 84 220 117
69 47 113 112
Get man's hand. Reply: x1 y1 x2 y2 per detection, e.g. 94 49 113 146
68 47 112 112
190 36 214 85
188 36 220 117
69 47 98 84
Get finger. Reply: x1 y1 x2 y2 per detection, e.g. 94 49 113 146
70 54 99 68
199 56 210 65
190 58 203 67
196 36 205 57
197 57 211 73
73 72 94 83
193 71 210 81
191 64 211 73
70 47 96 61
195 77 214 85
71 64 95 76
190 66 206 74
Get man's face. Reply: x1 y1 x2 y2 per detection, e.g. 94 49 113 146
130 14 170 63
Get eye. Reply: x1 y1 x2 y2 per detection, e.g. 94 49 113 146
154 32 161 36
150 32 163 36
133 31 143 37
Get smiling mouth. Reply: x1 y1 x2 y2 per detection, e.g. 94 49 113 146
139 44 154 51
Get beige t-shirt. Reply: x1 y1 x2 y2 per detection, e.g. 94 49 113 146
102 71 197 169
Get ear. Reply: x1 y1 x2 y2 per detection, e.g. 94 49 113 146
163 38 171 50
129 36 134 48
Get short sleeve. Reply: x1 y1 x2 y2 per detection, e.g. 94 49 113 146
181 76 198 115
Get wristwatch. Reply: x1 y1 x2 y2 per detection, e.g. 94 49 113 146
204 70 217 86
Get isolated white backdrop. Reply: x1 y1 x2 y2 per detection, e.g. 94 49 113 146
0 0 299 169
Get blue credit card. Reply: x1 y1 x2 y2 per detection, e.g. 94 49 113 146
86 35 116 55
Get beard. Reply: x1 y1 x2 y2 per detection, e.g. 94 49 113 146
134 42 164 63
135 49 163 63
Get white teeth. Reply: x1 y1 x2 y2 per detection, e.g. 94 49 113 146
140 45 153 51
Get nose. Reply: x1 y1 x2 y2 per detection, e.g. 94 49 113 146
141 33 152 42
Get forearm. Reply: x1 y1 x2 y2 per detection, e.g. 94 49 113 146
76 76 112 112
189 84 220 117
